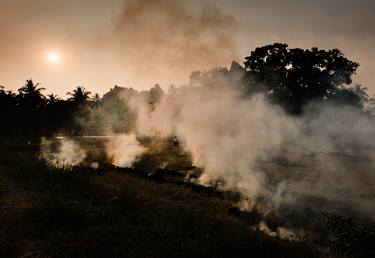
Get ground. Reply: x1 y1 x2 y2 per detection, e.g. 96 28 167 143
0 138 332 258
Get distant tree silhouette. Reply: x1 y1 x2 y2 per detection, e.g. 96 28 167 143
99 86 138 133
65 86 92 135
189 61 247 92
47 93 59 104
92 93 101 105
67 86 91 103
16 80 46 137
244 43 360 114
148 84 165 105
0 87 18 135
18 79 46 108
43 92 74 135
349 84 370 105
0 87 16 101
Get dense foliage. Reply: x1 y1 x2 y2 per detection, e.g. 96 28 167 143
244 43 362 113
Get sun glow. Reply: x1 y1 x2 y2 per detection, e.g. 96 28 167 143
47 52 60 64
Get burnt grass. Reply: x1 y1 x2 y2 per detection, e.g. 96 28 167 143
0 138 328 258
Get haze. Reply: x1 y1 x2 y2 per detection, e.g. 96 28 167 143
0 0 374 97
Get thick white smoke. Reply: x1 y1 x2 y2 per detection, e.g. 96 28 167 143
40 69 375 221
133 85 295 199
106 133 146 168
41 134 146 169
40 137 87 169
125 79 375 219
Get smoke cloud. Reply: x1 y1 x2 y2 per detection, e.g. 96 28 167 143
117 73 375 221
111 0 237 87
40 137 87 169
41 65 375 224
106 133 146 168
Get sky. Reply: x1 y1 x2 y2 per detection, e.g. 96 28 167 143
0 0 374 97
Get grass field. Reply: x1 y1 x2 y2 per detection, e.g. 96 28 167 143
1 137 371 258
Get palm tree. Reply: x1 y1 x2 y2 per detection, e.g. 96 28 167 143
91 93 101 107
67 86 91 103
16 80 46 137
0 86 16 102
5 90 16 98
18 79 45 99
0 86 18 135
17 79 46 109
47 93 59 104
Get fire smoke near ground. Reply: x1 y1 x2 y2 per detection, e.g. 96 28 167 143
41 72 375 226
106 133 146 168
40 137 87 169
133 80 375 220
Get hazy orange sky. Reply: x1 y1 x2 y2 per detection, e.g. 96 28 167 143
0 0 374 97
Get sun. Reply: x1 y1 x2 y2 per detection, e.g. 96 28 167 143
47 52 60 64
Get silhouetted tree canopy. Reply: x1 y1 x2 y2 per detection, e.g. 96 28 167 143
67 86 91 104
0 43 373 137
47 93 59 104
243 43 360 113
16 80 47 136
18 79 46 110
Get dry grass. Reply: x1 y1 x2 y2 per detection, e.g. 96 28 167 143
0 138 328 258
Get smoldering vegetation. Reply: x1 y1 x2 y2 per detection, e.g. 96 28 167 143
40 55 375 239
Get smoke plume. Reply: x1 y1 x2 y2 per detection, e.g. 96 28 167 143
111 0 237 87
40 137 87 169
106 133 146 168
41 65 375 224
119 74 375 221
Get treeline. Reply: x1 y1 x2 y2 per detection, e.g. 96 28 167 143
0 80 165 137
1 43 374 137
0 82 93 137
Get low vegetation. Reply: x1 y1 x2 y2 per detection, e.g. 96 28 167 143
0 139 327 258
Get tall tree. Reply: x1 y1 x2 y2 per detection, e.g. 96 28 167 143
66 86 92 135
17 80 46 137
0 87 18 135
46 93 59 104
18 79 46 109
67 86 91 103
244 43 359 113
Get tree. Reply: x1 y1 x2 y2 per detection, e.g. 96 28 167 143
47 93 59 104
18 79 46 109
67 86 91 103
0 87 18 135
15 80 47 137
244 43 360 114
349 84 370 105
149 84 165 105
18 79 45 95
188 61 247 94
